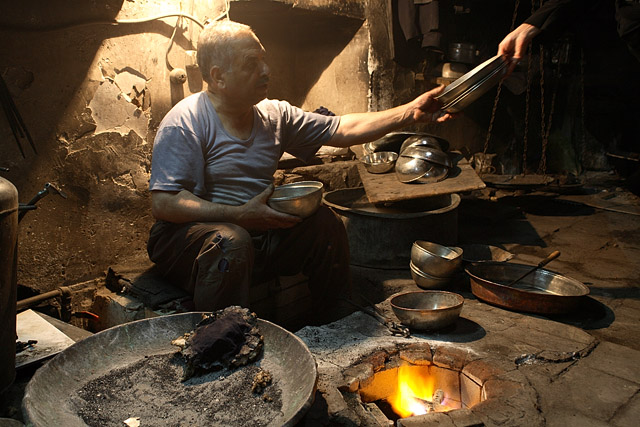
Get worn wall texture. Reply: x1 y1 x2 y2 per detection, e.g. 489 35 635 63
0 0 387 294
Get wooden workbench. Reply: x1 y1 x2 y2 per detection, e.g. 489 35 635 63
356 152 486 204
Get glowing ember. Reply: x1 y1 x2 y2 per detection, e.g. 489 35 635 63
388 365 451 418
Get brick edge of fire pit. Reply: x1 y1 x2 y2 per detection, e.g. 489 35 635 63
295 296 640 426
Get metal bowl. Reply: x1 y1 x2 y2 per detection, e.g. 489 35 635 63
399 134 449 154
268 181 323 218
363 132 450 155
361 151 398 174
390 290 464 330
410 261 452 289
400 146 453 169
411 240 463 277
436 55 508 113
395 156 449 184
465 261 590 314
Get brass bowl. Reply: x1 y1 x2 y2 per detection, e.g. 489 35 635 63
411 240 463 277
390 290 464 330
268 181 323 218
410 261 452 289
361 151 398 174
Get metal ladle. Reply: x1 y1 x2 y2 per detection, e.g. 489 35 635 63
506 251 561 287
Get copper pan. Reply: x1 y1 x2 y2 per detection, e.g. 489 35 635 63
465 261 590 314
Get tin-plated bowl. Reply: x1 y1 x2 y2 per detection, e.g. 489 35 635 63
400 146 453 169
390 290 464 330
361 151 398 174
395 156 449 184
399 134 450 154
268 181 323 218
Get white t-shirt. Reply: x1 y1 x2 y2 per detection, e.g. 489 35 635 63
149 92 340 206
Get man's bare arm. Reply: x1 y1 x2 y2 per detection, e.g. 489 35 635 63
151 186 301 231
326 85 452 148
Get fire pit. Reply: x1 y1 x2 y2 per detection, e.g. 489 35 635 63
22 313 317 426
295 294 603 426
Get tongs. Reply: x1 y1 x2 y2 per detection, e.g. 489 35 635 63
343 296 411 338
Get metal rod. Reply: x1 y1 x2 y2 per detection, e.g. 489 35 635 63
507 250 561 287
16 288 63 311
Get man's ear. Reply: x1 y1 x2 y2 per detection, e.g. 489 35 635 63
210 66 225 89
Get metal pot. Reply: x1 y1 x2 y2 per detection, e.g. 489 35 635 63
0 177 18 394
323 188 459 269
448 42 477 64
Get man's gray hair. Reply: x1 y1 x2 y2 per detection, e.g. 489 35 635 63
197 20 256 85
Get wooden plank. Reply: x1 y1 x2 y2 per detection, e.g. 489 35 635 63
357 155 486 204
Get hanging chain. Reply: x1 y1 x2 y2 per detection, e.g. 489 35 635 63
522 49 532 174
482 0 520 172
579 48 586 165
537 43 548 174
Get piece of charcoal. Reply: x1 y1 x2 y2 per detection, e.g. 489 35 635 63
172 306 264 380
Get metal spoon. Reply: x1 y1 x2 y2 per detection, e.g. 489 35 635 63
506 250 561 287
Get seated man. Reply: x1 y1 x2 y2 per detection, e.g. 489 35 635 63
147 19 452 324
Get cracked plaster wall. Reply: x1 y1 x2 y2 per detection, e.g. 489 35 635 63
0 0 393 295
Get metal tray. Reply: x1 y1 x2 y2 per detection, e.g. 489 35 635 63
465 261 590 314
436 55 508 113
23 313 317 427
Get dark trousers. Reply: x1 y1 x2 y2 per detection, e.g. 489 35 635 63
147 206 351 323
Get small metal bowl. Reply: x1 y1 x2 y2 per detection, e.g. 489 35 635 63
410 261 452 289
268 181 323 218
400 146 453 169
390 290 464 331
395 156 449 184
411 240 463 277
361 151 398 174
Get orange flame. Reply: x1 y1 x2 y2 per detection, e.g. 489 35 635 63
388 365 436 418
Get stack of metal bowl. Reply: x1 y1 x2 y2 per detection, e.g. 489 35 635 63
410 240 463 289
395 135 453 184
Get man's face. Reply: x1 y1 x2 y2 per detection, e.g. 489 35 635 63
223 33 270 106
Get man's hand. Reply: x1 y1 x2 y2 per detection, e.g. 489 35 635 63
237 184 302 231
498 23 541 75
407 85 453 124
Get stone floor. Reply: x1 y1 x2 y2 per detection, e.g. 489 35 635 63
2 171 639 426
293 171 640 426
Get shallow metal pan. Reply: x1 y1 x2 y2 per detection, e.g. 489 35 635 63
23 313 317 427
465 261 590 314
436 55 508 113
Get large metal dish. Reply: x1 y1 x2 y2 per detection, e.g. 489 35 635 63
390 290 464 331
436 55 508 113
465 262 590 314
22 313 317 427
268 181 323 218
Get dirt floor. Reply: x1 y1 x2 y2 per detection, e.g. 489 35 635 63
2 170 639 425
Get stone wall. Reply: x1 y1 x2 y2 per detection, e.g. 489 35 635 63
0 0 378 294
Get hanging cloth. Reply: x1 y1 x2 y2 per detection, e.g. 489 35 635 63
397 0 442 49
